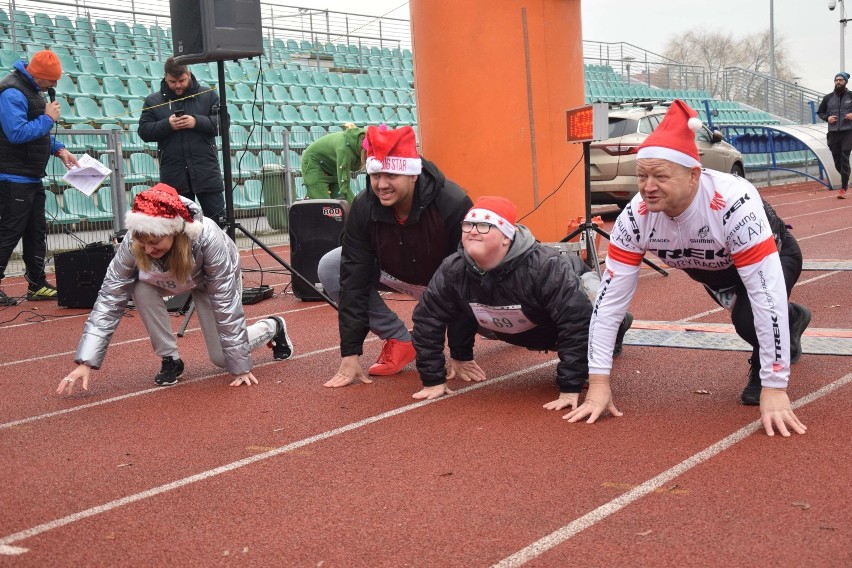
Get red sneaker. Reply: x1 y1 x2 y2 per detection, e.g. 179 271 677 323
839 189 847 199
368 338 416 375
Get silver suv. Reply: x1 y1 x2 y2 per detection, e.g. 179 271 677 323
590 102 744 207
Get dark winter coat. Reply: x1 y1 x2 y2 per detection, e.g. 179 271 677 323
412 226 593 393
137 74 224 194
817 89 852 132
338 158 472 357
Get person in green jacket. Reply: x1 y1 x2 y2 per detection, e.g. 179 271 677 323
301 124 366 202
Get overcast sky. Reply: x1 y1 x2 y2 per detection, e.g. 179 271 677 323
289 0 841 92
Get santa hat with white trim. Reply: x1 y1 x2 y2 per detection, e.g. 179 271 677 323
363 124 422 176
637 99 703 168
464 196 517 240
125 183 203 240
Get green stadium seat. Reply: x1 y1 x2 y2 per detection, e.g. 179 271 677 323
103 77 133 101
62 187 113 222
233 183 259 209
286 149 302 172
350 106 369 125
299 105 330 127
55 96 86 125
120 128 146 153
45 191 81 225
245 126 268 150
367 89 384 107
94 187 114 215
268 125 287 150
279 104 301 128
113 21 131 37
257 150 279 168
57 54 82 78
126 153 159 185
289 126 310 149
234 83 256 104
261 68 281 84
308 125 327 142
101 98 130 125
270 84 293 105
366 106 384 125
233 150 261 180
288 85 310 105
76 75 105 99
333 105 354 124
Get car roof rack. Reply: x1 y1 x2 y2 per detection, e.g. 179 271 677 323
607 99 674 111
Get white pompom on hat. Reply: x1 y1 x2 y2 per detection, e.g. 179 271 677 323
125 183 202 240
637 99 703 168
363 124 422 175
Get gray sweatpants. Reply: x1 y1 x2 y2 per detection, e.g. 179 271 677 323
132 280 277 368
317 246 410 342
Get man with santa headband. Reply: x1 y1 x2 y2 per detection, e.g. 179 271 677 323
318 124 472 388
567 100 811 437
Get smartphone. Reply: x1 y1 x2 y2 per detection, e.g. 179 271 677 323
174 110 186 117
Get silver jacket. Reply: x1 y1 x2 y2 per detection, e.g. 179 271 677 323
75 199 252 375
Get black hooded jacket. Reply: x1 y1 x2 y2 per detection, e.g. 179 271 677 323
412 226 593 393
338 158 472 356
137 74 224 194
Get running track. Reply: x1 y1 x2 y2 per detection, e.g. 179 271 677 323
0 183 849 566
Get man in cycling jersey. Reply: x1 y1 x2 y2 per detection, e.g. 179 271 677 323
566 100 810 437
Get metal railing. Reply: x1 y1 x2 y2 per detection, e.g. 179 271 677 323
583 41 708 91
721 67 823 124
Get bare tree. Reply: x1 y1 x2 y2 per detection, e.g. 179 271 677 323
663 29 797 98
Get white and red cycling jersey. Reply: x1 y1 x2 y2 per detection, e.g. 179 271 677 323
588 169 791 388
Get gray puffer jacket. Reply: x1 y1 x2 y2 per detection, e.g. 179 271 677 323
74 199 251 374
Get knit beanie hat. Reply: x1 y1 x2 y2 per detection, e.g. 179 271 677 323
27 50 62 81
126 183 202 240
836 72 850 82
637 99 702 168
363 124 422 175
464 196 517 240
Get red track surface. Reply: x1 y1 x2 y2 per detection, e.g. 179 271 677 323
1 183 850 567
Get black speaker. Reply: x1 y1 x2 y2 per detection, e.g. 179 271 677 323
55 244 115 309
170 0 263 64
289 200 348 301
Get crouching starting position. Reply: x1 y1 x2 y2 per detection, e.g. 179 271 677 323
57 183 293 394
565 100 810 437
411 196 632 409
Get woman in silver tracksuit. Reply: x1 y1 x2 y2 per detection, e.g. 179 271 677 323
57 184 293 394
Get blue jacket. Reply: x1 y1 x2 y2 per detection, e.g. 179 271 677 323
0 60 65 182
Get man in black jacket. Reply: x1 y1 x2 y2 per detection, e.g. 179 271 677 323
411 196 632 410
816 71 852 199
318 125 472 387
138 58 226 221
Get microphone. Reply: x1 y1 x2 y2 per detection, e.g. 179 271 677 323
47 87 55 103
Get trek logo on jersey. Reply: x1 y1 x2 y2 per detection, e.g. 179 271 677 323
721 194 751 225
322 206 345 222
625 203 642 241
652 247 728 260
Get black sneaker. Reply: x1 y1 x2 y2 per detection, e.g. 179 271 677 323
789 303 811 364
613 312 634 357
741 357 761 406
268 316 294 360
26 281 58 301
155 357 184 386
0 289 18 306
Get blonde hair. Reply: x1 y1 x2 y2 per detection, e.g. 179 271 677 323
132 231 194 283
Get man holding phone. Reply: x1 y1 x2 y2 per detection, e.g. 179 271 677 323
138 57 226 221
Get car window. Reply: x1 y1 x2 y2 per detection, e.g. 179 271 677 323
695 126 712 143
608 118 638 138
638 116 657 134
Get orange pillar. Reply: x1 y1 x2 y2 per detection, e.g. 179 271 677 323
410 0 586 241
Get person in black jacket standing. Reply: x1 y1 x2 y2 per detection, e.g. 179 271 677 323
138 58 226 221
816 71 852 199
411 196 632 411
318 125 472 387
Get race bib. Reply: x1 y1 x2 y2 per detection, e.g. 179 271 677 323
469 303 537 334
139 268 195 294
379 271 426 300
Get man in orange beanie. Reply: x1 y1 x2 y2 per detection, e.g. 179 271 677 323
0 50 78 306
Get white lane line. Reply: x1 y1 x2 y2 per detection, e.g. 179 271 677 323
492 372 852 568
0 304 329 367
0 361 557 555
0 344 341 431
796 226 850 241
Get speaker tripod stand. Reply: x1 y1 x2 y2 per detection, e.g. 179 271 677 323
562 141 668 277
176 59 339 336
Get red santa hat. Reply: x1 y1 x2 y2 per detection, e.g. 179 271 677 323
464 196 517 240
125 183 202 240
637 99 703 168
364 124 422 176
